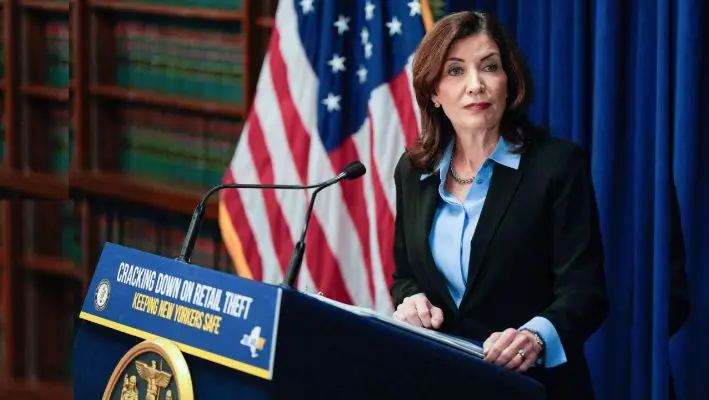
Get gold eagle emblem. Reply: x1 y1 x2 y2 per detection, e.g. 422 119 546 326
102 338 193 400
135 359 173 400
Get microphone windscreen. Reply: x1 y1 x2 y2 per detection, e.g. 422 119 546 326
342 161 367 180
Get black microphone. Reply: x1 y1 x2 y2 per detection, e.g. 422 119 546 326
177 180 323 264
281 160 366 288
176 161 366 266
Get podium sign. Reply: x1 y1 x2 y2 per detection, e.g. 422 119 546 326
79 243 282 380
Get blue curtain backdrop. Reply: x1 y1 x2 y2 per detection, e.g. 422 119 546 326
443 1 708 399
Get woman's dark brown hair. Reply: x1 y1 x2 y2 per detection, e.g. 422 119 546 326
408 11 542 172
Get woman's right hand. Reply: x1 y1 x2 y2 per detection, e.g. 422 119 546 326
392 293 444 329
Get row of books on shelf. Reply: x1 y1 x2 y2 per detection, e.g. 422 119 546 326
19 200 81 266
97 206 233 272
46 21 70 88
60 201 81 265
114 21 244 103
20 107 72 173
118 105 240 188
0 42 4 82
9 201 233 274
0 114 66 171
117 0 244 10
50 108 72 173
18 268 78 382
0 103 239 188
0 13 3 82
0 118 4 164
0 274 3 375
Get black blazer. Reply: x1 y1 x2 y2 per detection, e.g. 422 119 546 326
391 135 609 400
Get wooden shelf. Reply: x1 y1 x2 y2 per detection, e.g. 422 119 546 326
90 84 245 118
19 0 70 12
89 0 243 21
20 84 70 102
69 170 218 220
0 380 72 400
256 16 275 29
23 253 82 282
0 169 69 199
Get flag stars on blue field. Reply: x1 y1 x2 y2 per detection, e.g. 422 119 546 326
328 54 346 73
360 28 369 45
365 1 376 20
294 0 425 142
407 0 422 16
322 93 342 112
300 0 314 14
334 15 350 35
364 41 373 59
361 27 373 60
386 17 402 36
357 65 368 83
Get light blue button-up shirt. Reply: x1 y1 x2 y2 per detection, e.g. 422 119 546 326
421 137 567 368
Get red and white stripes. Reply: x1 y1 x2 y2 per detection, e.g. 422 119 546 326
220 0 422 314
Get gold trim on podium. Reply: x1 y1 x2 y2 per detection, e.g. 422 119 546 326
102 338 194 400
81 311 272 379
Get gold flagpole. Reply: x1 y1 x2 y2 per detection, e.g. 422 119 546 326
420 0 435 32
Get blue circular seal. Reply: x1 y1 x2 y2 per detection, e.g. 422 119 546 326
94 279 111 312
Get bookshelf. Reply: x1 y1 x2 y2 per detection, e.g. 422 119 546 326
20 83 69 101
88 0 244 20
89 83 245 117
1 0 75 396
20 1 70 13
0 0 277 397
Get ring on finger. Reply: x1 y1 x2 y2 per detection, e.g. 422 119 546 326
517 349 526 360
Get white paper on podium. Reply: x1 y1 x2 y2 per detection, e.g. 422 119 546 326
307 293 485 359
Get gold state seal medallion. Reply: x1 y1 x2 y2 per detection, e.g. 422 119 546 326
102 338 193 400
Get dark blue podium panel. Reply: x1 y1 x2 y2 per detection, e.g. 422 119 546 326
74 244 545 399
79 243 281 380
76 291 546 399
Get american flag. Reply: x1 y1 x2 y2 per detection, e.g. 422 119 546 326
218 0 428 314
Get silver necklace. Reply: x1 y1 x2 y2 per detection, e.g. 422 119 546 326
448 147 475 185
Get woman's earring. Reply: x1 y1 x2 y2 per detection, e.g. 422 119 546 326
433 102 440 108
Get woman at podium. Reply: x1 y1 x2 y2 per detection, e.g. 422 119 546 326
390 11 608 400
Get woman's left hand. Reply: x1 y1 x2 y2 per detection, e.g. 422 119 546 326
482 328 543 372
